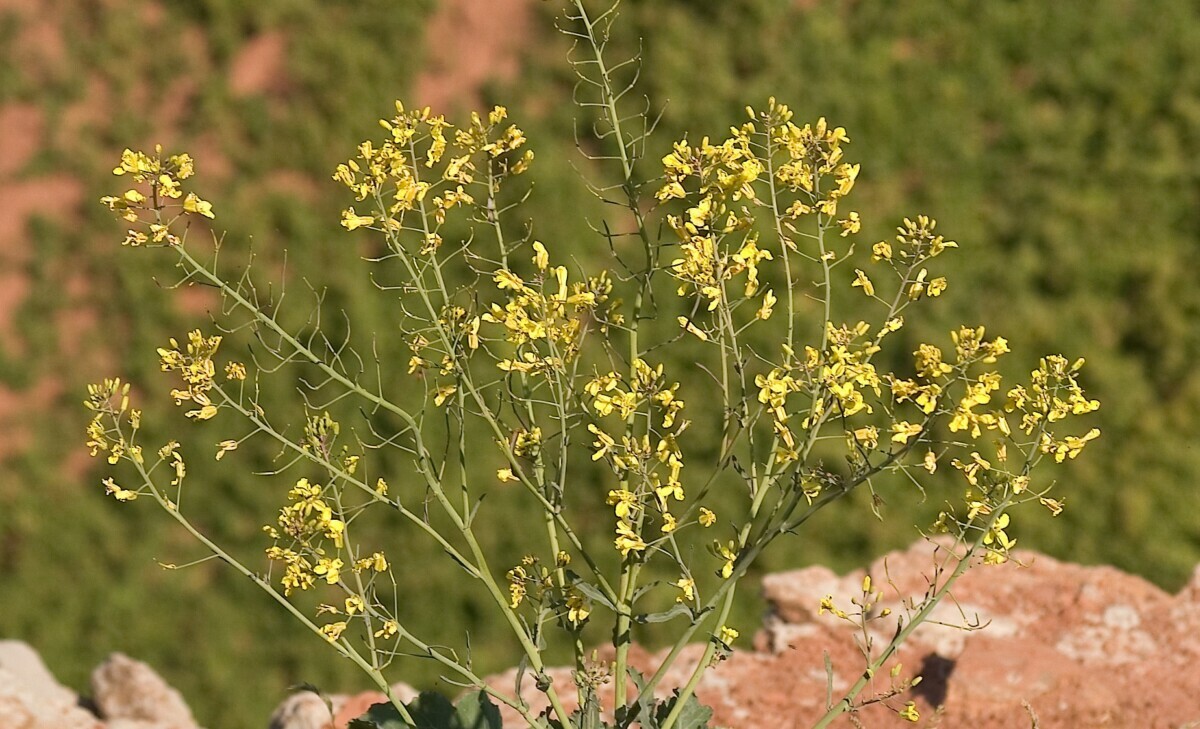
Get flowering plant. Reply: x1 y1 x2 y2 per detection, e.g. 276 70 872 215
85 3 1098 727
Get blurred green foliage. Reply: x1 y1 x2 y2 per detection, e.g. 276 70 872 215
2 0 1199 725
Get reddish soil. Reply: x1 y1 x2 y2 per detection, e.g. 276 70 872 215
2 0 68 85
413 0 536 112
229 31 290 99
0 104 42 177
0 177 84 346
0 0 540 476
56 74 113 148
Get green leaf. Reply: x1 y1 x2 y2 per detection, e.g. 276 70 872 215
348 702 409 729
349 691 503 729
653 693 713 729
632 603 693 624
408 692 456 729
453 690 503 729
572 580 616 612
615 671 654 729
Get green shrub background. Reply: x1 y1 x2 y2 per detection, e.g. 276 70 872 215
2 1 1198 725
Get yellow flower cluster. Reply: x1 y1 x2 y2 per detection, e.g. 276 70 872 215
871 216 957 301
1005 355 1101 461
83 378 148 502
658 103 874 354
302 411 340 457
84 378 141 460
334 103 532 241
768 112 859 222
100 146 215 247
757 323 884 463
657 135 775 316
265 546 316 596
928 353 1098 564
584 360 706 556
263 479 387 598
505 554 591 627
271 478 347 547
157 330 230 421
483 251 612 376
886 329 1007 424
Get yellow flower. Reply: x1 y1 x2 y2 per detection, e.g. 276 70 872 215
566 590 590 625
494 269 525 291
898 702 919 722
340 208 375 231
532 241 549 271
374 620 399 639
224 362 247 381
907 268 929 300
507 565 528 607
182 192 215 219
818 594 848 619
838 211 861 236
718 625 739 646
508 581 527 609
674 577 695 602
324 519 346 549
102 478 138 502
714 541 737 578
698 507 716 527
313 557 343 584
851 425 879 449
187 404 219 421
345 595 365 615
433 385 457 407
157 174 181 199
1058 428 1101 462
497 468 517 483
757 289 776 320
1040 497 1065 516
614 521 647 557
320 621 348 642
983 513 1016 553
215 440 239 460
852 269 875 297
677 317 708 341
890 421 922 445
607 490 638 519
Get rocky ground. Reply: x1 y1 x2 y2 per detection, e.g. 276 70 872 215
7 539 1200 728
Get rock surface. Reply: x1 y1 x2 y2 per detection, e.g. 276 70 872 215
266 683 419 729
0 646 198 729
0 641 103 729
475 539 1200 728
90 653 198 729
8 541 1200 728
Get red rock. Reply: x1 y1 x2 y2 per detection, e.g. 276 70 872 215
474 539 1200 727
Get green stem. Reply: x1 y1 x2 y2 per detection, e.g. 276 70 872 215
127 451 416 725
658 586 736 729
177 244 573 726
810 503 1010 728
